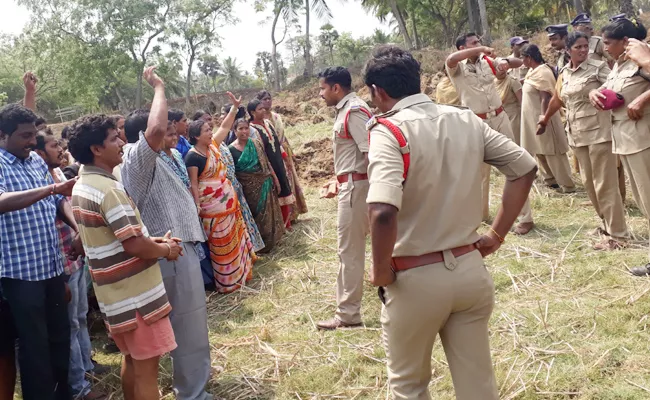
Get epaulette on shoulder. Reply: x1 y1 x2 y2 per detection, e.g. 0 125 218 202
365 109 399 130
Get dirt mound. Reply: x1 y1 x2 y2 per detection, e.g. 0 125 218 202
294 138 333 186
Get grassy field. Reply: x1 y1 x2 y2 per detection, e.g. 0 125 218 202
16 122 650 399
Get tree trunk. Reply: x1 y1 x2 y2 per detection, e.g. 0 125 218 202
271 9 282 91
410 10 421 50
135 65 144 109
573 0 584 14
477 0 490 44
620 0 635 17
389 0 413 49
186 50 195 106
465 0 481 35
303 0 313 77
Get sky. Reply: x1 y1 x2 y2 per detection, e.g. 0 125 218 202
0 0 391 73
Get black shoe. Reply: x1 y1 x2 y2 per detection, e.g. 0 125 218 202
629 264 650 277
92 359 111 375
103 342 120 354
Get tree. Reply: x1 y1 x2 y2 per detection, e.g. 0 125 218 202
302 0 332 77
173 0 235 105
20 0 175 108
272 0 300 90
198 54 222 92
361 0 412 49
255 51 273 86
620 0 635 16
371 28 391 45
336 33 371 68
319 23 339 64
221 57 244 89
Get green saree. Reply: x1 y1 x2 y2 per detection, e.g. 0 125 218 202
231 139 285 252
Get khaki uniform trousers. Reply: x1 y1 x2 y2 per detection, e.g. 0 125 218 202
537 154 575 190
336 178 369 324
482 111 515 220
621 147 650 257
617 156 627 201
381 250 498 400
573 143 628 239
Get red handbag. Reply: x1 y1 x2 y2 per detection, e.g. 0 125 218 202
600 89 625 110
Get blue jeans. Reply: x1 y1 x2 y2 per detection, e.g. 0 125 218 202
68 267 93 397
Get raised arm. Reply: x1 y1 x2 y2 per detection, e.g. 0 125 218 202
212 92 242 146
22 72 37 111
142 66 168 153
446 46 493 70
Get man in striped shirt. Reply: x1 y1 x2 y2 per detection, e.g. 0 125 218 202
68 83 183 398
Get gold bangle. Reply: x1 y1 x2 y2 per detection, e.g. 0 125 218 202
489 227 505 244
164 243 172 257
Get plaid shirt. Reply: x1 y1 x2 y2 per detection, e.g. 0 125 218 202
53 168 83 276
0 148 64 281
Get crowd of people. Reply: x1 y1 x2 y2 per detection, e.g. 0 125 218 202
0 64 308 400
2 10 650 400
436 13 650 260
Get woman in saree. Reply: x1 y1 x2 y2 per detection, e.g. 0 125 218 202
185 92 257 293
229 119 285 252
218 140 266 253
248 99 296 228
520 44 576 193
258 90 308 222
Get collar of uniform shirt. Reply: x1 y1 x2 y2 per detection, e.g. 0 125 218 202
390 93 432 112
335 92 358 110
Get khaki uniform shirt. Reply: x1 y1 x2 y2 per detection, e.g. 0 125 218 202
447 57 502 114
496 75 522 107
589 36 613 64
557 59 612 147
366 93 537 257
557 50 570 70
435 76 460 105
333 92 371 175
508 53 529 82
602 56 650 155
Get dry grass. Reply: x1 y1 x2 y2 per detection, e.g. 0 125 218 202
14 122 650 400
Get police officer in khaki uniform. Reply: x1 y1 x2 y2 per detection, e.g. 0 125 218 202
571 13 615 66
316 67 371 330
435 72 460 105
495 68 523 145
539 31 628 250
364 45 537 400
591 18 650 276
547 24 571 71
446 32 534 233
508 36 530 83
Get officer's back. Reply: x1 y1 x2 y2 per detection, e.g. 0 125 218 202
364 45 536 400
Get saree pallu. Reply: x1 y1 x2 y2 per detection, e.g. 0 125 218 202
233 139 285 252
219 142 266 253
281 137 308 221
199 142 257 293
270 113 308 221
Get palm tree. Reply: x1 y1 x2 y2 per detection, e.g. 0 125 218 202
302 0 332 77
362 0 413 49
221 57 244 89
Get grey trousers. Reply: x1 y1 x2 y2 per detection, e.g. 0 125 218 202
160 243 212 400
